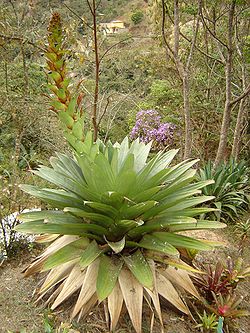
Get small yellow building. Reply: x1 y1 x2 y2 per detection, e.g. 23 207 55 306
100 20 126 34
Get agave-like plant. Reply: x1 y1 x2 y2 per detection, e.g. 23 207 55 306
197 160 250 223
16 133 226 332
15 13 226 333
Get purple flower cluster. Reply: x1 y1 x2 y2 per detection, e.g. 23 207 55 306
130 110 176 150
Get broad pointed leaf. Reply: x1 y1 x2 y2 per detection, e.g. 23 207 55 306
79 240 104 269
119 268 143 333
108 282 123 332
43 238 89 271
123 250 153 289
139 234 179 256
96 255 123 301
18 210 82 224
156 272 189 314
16 221 106 236
152 232 212 251
64 207 113 227
168 220 226 232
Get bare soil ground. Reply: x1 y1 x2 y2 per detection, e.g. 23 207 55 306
0 228 249 333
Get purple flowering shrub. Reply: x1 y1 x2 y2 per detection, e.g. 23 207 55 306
130 110 176 150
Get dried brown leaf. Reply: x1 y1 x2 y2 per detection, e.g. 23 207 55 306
108 282 123 331
71 259 99 319
51 264 86 310
119 268 143 333
156 272 190 315
162 266 200 299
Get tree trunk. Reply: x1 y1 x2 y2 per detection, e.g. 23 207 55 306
231 99 246 159
183 71 192 159
214 0 236 167
161 0 201 158
231 23 248 160
173 0 180 59
92 0 99 142
183 1 201 158
10 130 24 211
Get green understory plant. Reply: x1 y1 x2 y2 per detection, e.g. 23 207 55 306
195 310 218 332
15 13 226 333
197 160 250 223
43 311 78 333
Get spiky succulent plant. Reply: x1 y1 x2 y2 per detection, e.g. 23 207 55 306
15 13 226 333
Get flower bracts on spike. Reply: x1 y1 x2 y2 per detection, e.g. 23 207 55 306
46 12 85 153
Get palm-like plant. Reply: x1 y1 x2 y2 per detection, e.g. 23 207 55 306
16 133 225 332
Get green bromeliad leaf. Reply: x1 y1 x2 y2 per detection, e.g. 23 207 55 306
121 201 158 219
16 221 106 236
18 210 82 224
167 220 226 232
83 201 119 219
43 238 89 271
106 219 143 241
139 234 179 256
20 185 85 209
63 207 114 227
127 216 197 237
152 232 212 251
96 255 123 301
123 250 154 289
79 240 104 269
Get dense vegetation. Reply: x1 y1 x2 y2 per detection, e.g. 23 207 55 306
0 1 249 333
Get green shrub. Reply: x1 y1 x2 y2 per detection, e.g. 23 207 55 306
131 10 144 25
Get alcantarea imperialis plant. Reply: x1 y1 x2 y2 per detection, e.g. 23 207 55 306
15 13 226 333
16 135 226 332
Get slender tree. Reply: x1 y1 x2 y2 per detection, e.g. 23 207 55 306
231 12 250 159
161 0 202 159
213 0 236 166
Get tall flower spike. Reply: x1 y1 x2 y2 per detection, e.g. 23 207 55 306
46 12 85 153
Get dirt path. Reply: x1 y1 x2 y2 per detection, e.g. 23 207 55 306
0 258 44 332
